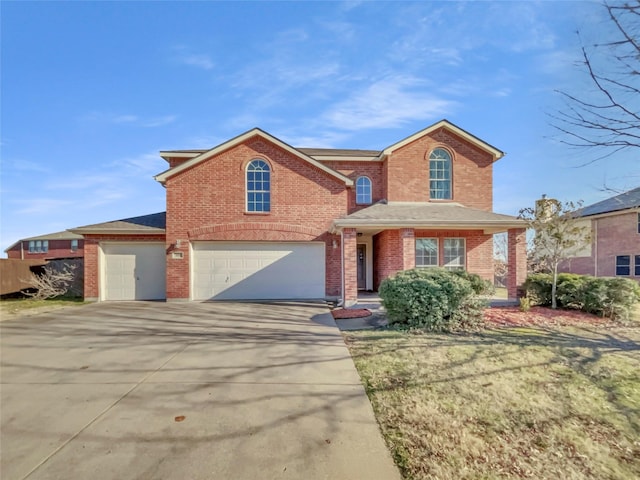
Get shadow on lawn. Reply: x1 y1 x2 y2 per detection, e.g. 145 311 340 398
346 324 640 436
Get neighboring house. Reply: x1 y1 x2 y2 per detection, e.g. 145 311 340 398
561 187 640 279
71 120 527 304
5 231 84 260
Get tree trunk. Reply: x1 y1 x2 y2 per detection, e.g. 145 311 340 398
551 264 558 310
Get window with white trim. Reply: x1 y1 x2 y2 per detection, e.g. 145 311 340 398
246 159 271 213
635 255 640 276
355 176 372 204
616 255 631 276
443 238 465 270
429 148 452 200
416 238 438 267
28 240 48 253
71 239 78 252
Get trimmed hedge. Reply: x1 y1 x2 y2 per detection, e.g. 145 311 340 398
523 273 640 321
379 268 488 331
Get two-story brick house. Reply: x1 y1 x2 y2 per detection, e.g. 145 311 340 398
561 186 640 279
5 231 84 261
72 120 527 304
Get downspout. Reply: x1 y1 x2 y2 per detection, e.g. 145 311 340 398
20 242 24 260
593 220 598 276
338 229 345 307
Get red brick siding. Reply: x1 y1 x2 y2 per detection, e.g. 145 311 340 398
373 230 403 289
594 212 640 278
343 228 358 305
82 234 166 299
165 135 348 299
386 127 494 210
321 161 384 213
7 240 84 260
507 228 527 298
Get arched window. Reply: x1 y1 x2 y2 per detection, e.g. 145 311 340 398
246 159 271 212
429 148 452 199
355 176 372 204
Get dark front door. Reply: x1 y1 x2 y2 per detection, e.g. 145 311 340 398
357 244 366 290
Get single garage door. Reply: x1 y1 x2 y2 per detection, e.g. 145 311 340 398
192 242 325 300
102 243 166 300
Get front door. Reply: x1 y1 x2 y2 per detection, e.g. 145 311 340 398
357 244 366 290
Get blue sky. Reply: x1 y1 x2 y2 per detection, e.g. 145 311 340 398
2 1 637 254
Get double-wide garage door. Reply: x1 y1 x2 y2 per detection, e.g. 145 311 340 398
102 244 166 301
192 242 325 300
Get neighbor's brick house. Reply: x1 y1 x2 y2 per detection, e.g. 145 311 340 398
72 120 527 305
561 187 640 280
5 231 84 261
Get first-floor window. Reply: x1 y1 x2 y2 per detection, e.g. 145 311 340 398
635 255 640 276
416 238 438 267
616 255 631 276
443 238 465 271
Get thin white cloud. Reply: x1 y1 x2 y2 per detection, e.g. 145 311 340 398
17 198 74 215
83 112 176 128
322 76 456 130
170 46 215 70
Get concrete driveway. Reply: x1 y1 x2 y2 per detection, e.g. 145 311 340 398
1 301 400 480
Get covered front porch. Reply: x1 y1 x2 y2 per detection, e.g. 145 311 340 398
332 202 527 307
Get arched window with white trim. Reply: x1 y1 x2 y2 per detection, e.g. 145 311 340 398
246 159 271 212
429 148 452 199
355 176 372 204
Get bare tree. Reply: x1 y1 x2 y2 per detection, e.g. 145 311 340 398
551 1 640 163
23 264 77 300
519 198 591 309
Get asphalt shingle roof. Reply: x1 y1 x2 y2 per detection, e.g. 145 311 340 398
72 212 166 233
576 187 640 217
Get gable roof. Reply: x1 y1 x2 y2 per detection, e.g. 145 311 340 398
380 119 505 161
70 212 166 235
154 128 354 186
332 201 525 234
575 186 640 217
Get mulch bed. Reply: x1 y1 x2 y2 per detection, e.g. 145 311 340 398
331 308 372 319
483 306 613 327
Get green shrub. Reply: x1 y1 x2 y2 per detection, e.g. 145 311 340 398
379 268 485 331
523 273 640 321
556 273 587 310
523 273 553 306
519 296 531 312
451 270 495 296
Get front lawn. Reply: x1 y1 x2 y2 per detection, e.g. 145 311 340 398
0 297 85 317
345 323 640 479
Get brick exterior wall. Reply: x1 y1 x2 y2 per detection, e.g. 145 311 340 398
386 127 494 210
82 234 166 300
324 161 384 213
343 228 358 305
7 240 84 260
507 228 527 298
164 135 349 300
560 211 640 280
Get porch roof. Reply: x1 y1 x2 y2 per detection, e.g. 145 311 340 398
332 202 526 234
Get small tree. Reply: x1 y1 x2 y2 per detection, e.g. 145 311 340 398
23 264 77 300
519 198 591 309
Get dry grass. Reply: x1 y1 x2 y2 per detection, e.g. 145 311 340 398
0 297 84 318
346 324 640 480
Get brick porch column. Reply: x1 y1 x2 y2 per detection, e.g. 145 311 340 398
507 228 527 299
400 228 415 270
343 228 358 307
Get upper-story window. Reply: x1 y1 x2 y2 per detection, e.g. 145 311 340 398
355 176 372 205
28 240 48 253
429 148 452 200
71 239 79 252
246 159 271 213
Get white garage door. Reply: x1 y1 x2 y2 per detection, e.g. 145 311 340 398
102 244 166 300
192 242 325 300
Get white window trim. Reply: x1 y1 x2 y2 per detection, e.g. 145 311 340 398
443 238 466 270
245 159 271 213
416 238 439 268
429 147 452 200
615 254 631 276
355 176 373 205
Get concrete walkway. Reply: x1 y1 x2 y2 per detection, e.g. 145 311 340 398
1 301 400 480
